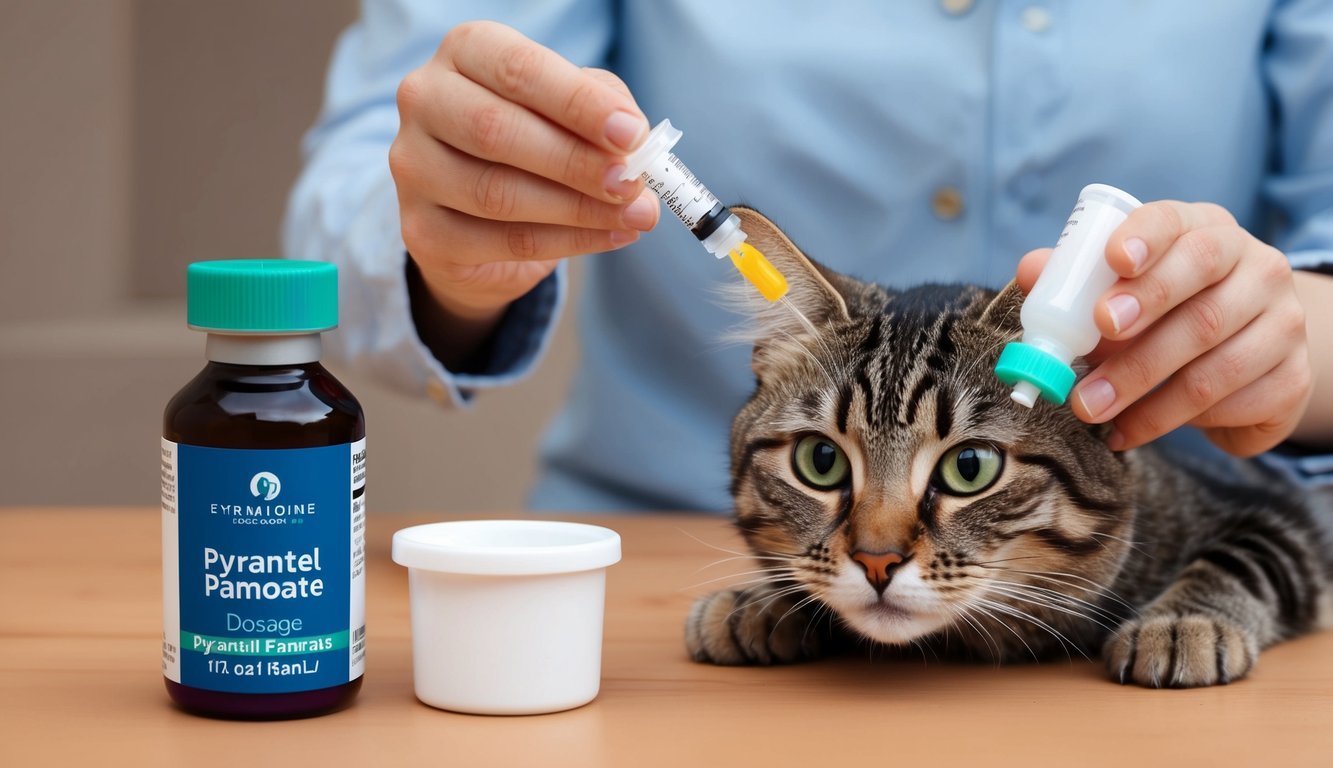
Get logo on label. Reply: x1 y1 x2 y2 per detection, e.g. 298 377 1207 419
249 472 281 501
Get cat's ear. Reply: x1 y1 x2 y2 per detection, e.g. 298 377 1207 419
730 207 852 335
977 279 1026 336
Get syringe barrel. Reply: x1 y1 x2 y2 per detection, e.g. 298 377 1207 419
621 119 734 257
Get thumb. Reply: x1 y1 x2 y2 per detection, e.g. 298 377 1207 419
1016 248 1052 294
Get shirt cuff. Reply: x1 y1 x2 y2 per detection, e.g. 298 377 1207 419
1289 248 1333 275
1256 448 1333 489
408 261 568 408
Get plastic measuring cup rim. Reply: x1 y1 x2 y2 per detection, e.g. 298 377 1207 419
391 519 622 575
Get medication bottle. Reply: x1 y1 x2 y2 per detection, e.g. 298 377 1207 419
995 183 1142 407
161 260 365 718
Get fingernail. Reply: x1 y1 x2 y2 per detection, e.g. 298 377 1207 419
603 165 639 199
608 230 639 248
1123 237 1148 272
621 195 656 230
1076 378 1116 419
1106 428 1126 452
604 111 647 151
1105 293 1140 335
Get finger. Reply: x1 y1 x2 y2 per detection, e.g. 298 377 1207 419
583 67 634 100
1093 224 1244 339
1018 246 1124 366
401 202 639 268
1080 336 1131 368
413 69 640 202
1103 200 1236 277
1094 311 1290 450
1016 248 1051 294
393 126 659 231
1070 274 1270 425
1194 353 1313 457
445 21 648 153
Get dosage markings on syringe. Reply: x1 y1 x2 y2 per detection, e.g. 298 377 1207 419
642 154 718 230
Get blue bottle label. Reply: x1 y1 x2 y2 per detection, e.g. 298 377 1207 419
161 438 367 694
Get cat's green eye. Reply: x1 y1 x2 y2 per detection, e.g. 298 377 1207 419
792 435 851 490
934 443 1003 496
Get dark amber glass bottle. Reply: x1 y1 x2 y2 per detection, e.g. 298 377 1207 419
161 261 365 719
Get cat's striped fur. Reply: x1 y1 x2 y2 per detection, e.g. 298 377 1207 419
687 208 1333 687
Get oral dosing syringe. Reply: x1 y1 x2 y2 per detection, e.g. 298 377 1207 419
619 119 789 302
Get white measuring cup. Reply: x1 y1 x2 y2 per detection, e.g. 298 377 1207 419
392 520 621 715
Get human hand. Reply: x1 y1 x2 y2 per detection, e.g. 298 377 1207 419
1017 201 1314 457
390 21 660 336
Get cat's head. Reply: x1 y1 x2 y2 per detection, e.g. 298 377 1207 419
728 208 1133 656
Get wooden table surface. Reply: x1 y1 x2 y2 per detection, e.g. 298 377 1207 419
2 508 1331 767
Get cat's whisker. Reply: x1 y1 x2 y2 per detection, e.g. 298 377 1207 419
968 600 1059 663
678 528 800 562
973 596 1089 661
729 583 814 621
971 554 1048 567
800 600 836 651
956 598 1040 663
980 582 1120 633
983 567 1137 614
681 566 803 592
980 575 1123 615
907 634 939 665
770 592 824 637
946 603 1003 662
1088 531 1155 559
691 554 797 576
982 578 1125 626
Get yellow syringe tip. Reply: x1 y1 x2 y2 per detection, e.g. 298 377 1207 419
729 243 789 302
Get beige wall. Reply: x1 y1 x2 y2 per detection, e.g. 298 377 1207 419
0 0 578 512
0 1 132 323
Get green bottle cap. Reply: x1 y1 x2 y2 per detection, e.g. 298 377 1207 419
994 342 1076 405
187 260 337 333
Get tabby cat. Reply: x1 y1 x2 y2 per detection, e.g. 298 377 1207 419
686 208 1333 687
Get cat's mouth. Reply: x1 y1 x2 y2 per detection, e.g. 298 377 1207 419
840 595 951 644
864 599 913 620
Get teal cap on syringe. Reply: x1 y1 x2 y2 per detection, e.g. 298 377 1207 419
995 183 1142 408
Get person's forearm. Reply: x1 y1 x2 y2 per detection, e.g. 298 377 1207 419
1290 270 1333 447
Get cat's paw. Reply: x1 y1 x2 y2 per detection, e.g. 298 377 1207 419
686 587 822 665
1103 613 1258 688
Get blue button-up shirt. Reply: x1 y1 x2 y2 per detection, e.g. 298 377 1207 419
285 0 1333 511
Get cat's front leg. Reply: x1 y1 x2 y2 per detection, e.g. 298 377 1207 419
1102 535 1321 687
686 584 826 665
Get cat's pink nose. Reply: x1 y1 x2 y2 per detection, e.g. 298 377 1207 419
851 550 907 595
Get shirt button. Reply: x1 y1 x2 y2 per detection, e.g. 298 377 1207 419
1021 6 1053 33
931 186 965 221
940 0 974 16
